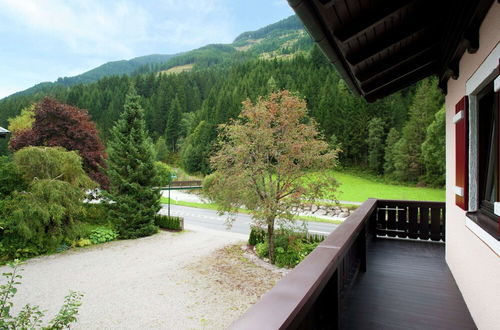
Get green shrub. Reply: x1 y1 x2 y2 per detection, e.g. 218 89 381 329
0 261 83 329
74 239 92 247
253 229 324 268
255 242 268 258
248 226 266 245
155 215 183 231
88 227 117 244
83 204 109 225
1 175 88 259
0 156 27 198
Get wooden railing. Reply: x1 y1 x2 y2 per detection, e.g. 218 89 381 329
169 180 202 187
229 199 446 330
375 200 445 241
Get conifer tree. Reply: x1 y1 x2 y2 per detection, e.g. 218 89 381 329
165 97 181 151
383 128 400 176
154 136 169 163
106 85 159 239
367 117 385 174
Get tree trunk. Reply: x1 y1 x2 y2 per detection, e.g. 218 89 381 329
267 218 275 264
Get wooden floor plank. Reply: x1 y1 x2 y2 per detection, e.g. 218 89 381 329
342 239 476 330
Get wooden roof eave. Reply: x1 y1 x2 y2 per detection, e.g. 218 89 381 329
288 0 362 97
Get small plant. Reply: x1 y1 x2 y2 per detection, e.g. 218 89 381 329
73 239 92 248
253 229 325 268
154 215 183 231
255 242 269 258
0 260 83 329
88 227 118 244
248 226 266 246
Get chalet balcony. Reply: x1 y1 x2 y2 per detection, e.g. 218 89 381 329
230 199 476 330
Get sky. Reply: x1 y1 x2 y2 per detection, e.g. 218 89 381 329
0 0 294 99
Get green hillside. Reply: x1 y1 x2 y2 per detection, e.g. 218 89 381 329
2 15 310 101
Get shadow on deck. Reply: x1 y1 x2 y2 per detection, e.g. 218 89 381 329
342 239 476 329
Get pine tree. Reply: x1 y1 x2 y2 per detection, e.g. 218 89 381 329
367 117 385 174
165 97 181 151
421 106 446 186
106 85 159 239
383 128 401 176
393 77 444 182
154 136 169 163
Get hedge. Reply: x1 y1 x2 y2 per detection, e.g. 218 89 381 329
155 215 184 231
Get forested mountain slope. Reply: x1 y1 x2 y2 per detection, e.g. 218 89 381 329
2 15 308 100
0 15 444 186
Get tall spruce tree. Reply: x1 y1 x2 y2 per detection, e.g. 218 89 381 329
367 117 385 174
165 97 181 151
106 85 159 238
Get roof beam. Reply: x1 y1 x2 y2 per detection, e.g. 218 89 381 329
334 0 418 43
365 62 437 101
361 57 437 92
345 20 437 66
356 43 437 82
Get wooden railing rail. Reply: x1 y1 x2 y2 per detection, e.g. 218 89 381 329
229 199 445 330
168 180 202 187
230 199 378 330
375 200 445 242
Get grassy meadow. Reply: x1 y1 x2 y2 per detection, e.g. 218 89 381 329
327 171 445 202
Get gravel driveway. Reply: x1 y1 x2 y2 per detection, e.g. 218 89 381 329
2 229 283 329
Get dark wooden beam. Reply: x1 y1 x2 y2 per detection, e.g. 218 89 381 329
356 43 437 82
345 20 437 66
464 25 480 53
361 57 437 92
364 63 437 102
334 0 418 43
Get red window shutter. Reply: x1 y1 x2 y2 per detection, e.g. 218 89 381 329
454 96 468 210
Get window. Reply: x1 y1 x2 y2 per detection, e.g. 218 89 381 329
470 82 500 240
463 44 500 244
478 83 498 212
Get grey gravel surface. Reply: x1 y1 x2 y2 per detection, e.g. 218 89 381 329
2 229 282 329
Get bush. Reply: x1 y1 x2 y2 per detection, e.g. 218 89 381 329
253 229 325 268
1 179 86 258
255 241 268 258
0 156 27 198
0 261 83 329
154 161 173 187
248 226 266 245
73 239 92 247
83 204 109 225
155 214 183 231
88 227 118 244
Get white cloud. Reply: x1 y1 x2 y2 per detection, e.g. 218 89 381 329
0 0 234 58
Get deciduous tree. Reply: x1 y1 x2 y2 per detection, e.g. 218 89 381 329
7 104 35 137
205 91 339 263
9 98 108 188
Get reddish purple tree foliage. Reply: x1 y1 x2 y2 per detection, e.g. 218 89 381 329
10 97 109 188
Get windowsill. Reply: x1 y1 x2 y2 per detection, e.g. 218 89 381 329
465 211 500 255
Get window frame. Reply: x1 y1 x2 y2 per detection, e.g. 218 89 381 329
464 42 500 248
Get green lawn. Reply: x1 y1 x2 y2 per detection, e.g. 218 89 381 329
328 171 445 202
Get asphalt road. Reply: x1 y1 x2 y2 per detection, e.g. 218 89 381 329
159 204 339 236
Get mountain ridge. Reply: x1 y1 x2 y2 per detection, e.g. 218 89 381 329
2 15 308 101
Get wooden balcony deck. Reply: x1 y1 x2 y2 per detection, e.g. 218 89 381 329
342 239 476 329
230 199 477 330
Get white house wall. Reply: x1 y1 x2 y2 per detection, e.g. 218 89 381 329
445 3 500 329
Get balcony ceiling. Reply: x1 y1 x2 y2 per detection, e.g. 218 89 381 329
288 0 494 101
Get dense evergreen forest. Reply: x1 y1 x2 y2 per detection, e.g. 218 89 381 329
0 15 445 186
